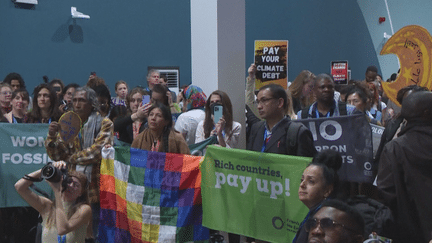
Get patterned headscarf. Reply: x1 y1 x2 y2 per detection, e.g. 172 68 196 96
183 85 207 110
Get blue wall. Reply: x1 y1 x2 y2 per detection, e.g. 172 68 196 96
358 0 432 80
3 0 430 95
246 0 381 82
0 0 191 94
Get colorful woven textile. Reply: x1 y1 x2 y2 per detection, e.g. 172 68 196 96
99 146 209 243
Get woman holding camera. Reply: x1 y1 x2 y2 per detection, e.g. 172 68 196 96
195 90 241 148
15 161 91 243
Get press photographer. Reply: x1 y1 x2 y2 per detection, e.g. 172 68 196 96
14 161 91 243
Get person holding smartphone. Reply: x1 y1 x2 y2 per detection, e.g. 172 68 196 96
114 87 151 144
195 90 241 148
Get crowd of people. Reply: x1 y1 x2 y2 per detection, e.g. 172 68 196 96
0 64 430 243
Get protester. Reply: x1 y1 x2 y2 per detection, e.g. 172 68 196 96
15 161 91 243
364 66 378 83
306 199 365 243
174 85 206 145
131 102 190 154
111 80 128 107
374 85 428 167
289 70 316 113
293 150 342 243
159 74 177 102
344 82 381 125
49 79 65 101
93 84 111 118
297 74 355 119
114 87 151 144
244 83 315 243
146 69 160 92
195 90 241 148
151 84 181 115
377 91 432 243
28 83 61 123
248 83 316 156
45 86 114 241
0 82 13 114
2 72 26 91
61 83 80 112
2 89 30 123
367 82 386 123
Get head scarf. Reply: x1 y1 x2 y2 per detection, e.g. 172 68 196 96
183 85 207 110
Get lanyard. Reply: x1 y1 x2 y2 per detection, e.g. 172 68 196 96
261 127 271 152
57 235 66 243
78 131 83 150
315 109 331 118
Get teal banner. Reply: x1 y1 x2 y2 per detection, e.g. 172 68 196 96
201 146 311 242
0 123 53 208
189 135 218 156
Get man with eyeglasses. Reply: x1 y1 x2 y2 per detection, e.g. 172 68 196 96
247 83 316 156
306 199 364 243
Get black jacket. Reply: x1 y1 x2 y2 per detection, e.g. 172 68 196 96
247 117 316 157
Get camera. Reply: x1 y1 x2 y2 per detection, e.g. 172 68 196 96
41 163 69 191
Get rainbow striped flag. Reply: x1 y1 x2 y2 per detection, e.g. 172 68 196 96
98 146 209 243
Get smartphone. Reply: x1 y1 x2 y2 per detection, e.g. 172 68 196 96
142 95 150 106
213 105 223 124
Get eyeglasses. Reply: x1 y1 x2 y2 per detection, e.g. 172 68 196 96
1 91 12 96
255 97 276 105
305 217 360 234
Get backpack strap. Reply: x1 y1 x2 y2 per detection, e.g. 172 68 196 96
285 121 302 155
301 105 311 119
338 101 347 116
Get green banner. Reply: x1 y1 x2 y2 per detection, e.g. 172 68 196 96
0 123 53 208
201 146 311 242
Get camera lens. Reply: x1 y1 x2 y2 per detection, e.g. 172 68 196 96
41 164 63 182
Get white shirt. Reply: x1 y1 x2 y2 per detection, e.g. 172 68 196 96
195 120 242 148
174 109 205 145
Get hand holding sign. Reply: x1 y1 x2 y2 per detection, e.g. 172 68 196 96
58 111 82 143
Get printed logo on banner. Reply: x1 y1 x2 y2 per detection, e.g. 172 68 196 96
201 146 310 242
297 114 374 183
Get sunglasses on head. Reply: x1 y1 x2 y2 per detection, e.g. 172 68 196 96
305 217 360 235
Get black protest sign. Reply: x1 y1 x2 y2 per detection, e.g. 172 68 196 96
297 114 374 183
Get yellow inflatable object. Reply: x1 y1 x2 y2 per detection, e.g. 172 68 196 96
380 25 432 106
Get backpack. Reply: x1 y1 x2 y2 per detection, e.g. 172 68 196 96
249 118 303 155
300 102 347 119
285 121 302 155
346 195 395 238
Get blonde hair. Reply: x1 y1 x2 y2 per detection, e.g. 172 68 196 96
289 70 316 108
285 89 297 119
45 171 89 228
